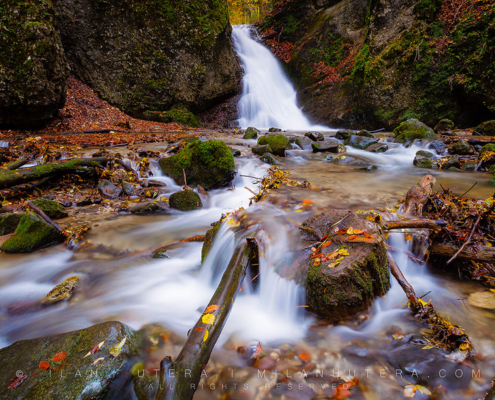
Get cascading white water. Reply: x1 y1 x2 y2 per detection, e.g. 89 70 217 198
232 25 329 131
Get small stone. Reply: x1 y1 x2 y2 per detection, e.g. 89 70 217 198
257 134 289 157
243 127 259 139
42 276 79 305
355 165 378 171
428 140 447 154
260 153 282 165
335 130 353 140
131 202 168 215
252 144 272 155
169 188 202 211
304 131 324 141
98 179 122 199
153 249 170 259
312 140 346 153
356 130 373 137
367 143 389 153
268 127 281 132
229 147 241 156
122 182 135 196
295 136 312 149
461 160 478 171
110 169 128 185
344 135 378 150
442 155 460 170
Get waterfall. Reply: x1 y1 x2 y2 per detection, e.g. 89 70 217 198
232 25 329 131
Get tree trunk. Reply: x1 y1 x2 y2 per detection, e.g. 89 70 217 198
155 238 259 400
430 243 495 263
383 219 447 230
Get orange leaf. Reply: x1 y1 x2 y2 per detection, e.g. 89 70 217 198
7 375 28 389
39 361 50 371
348 235 357 240
311 252 322 259
299 352 311 363
301 199 314 206
322 241 332 247
204 305 219 314
253 342 263 359
195 327 204 332
364 233 373 239
335 229 347 235
321 234 329 240
52 352 67 362
334 378 358 399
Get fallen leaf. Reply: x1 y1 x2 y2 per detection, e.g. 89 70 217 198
52 352 67 362
203 329 209 342
299 352 311 363
338 249 349 256
346 227 355 235
202 314 215 325
195 327 205 332
39 361 50 370
406 234 413 242
353 229 366 234
322 240 332 247
253 342 263 359
109 337 127 357
301 199 314 206
84 341 105 357
364 233 373 239
335 228 347 235
93 357 105 365
393 333 404 340
334 378 358 399
7 375 28 390
348 235 357 240
204 305 219 314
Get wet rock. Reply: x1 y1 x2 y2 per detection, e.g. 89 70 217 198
299 210 390 321
252 144 272 156
461 160 478 171
413 150 436 169
355 165 378 171
260 153 282 165
229 147 241 156
76 197 102 207
1 213 64 253
481 143 495 156
131 202 168 215
311 140 346 153
335 130 353 140
201 221 222 263
357 130 373 137
31 199 68 219
367 143 388 153
0 213 24 236
159 140 236 190
243 127 260 139
143 187 159 198
295 136 312 149
434 119 454 134
268 127 281 132
169 188 202 211
147 180 167 187
428 140 448 154
442 155 460 170
344 135 379 150
122 181 135 196
394 119 436 143
42 276 79 305
110 169 129 185
476 120 495 136
153 249 170 259
98 179 122 199
448 139 474 155
304 131 324 141
0 321 140 399
258 134 289 157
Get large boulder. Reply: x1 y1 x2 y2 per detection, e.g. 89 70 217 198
159 140 236 190
448 140 474 155
257 134 290 157
394 119 436 143
311 140 346 153
0 0 69 127
413 150 436 169
344 135 379 150
52 0 241 116
299 210 390 321
0 321 141 399
243 127 260 139
1 212 64 253
131 201 169 215
169 188 202 211
31 199 68 219
0 213 24 236
434 119 455 134
477 121 495 136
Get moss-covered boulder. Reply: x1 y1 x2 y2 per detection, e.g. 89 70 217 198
434 119 455 134
243 127 260 139
131 202 169 215
201 221 222 263
257 134 289 157
42 276 79 305
299 210 390 321
144 108 200 128
448 140 474 155
0 213 24 236
169 188 202 211
442 155 460 170
304 132 324 142
252 144 272 156
1 213 64 253
477 121 495 136
481 143 495 156
268 127 281 132
0 321 141 399
344 135 379 150
413 150 436 169
31 199 68 219
312 140 346 153
461 160 478 171
335 130 353 140
394 119 436 143
357 130 373 137
159 140 236 190
0 0 69 127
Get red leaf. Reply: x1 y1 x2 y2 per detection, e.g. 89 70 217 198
253 342 263 359
7 375 28 389
336 229 347 235
52 352 67 362
89 345 99 355
195 327 204 332
39 361 50 371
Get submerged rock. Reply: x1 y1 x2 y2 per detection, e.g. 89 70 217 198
260 153 283 165
300 210 390 321
1 213 64 253
252 144 272 156
477 121 495 136
153 248 170 259
344 135 378 150
159 140 236 190
0 213 24 236
428 140 448 154
42 276 79 305
434 119 455 134
98 179 122 199
413 150 436 169
243 127 260 139
394 119 436 143
169 188 202 211
31 199 68 219
304 132 324 142
131 202 168 215
258 134 289 157
0 321 140 399
311 140 346 153
448 140 473 155
367 143 388 153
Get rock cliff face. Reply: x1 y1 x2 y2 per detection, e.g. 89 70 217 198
260 0 495 129
0 0 69 127
52 0 242 117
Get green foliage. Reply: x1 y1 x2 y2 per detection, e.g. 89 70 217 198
145 108 200 127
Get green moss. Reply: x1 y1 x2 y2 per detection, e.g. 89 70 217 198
169 188 202 211
31 198 68 219
477 121 495 136
393 118 436 143
201 222 221 263
1 212 64 253
257 134 289 157
145 107 200 128
158 140 236 190
0 213 24 235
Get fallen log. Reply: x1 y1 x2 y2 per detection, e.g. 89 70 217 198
0 158 108 189
430 243 495 263
383 219 447 230
387 252 417 303
5 158 28 171
155 238 258 400
26 201 65 236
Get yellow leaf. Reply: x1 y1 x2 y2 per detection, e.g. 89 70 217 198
346 227 354 235
338 249 349 256
490 289 495 293
418 298 428 307
202 314 215 325
486 241 492 247
203 329 209 342
109 337 126 357
406 234 413 242
328 261 340 268
393 333 404 340
93 357 105 365
415 385 431 395
459 343 471 351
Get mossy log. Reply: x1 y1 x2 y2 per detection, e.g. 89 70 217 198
0 157 108 189
155 238 258 400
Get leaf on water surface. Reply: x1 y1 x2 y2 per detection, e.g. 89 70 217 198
253 342 263 359
7 375 28 389
39 361 50 370
109 337 127 357
52 352 67 362
202 314 215 325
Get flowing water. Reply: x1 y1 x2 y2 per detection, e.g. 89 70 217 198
2 26 495 400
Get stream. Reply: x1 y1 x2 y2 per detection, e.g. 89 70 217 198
1 25 495 400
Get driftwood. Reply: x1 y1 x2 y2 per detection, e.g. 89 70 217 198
430 243 495 263
383 219 447 230
155 238 259 400
403 175 436 215
26 201 65 236
387 252 418 303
